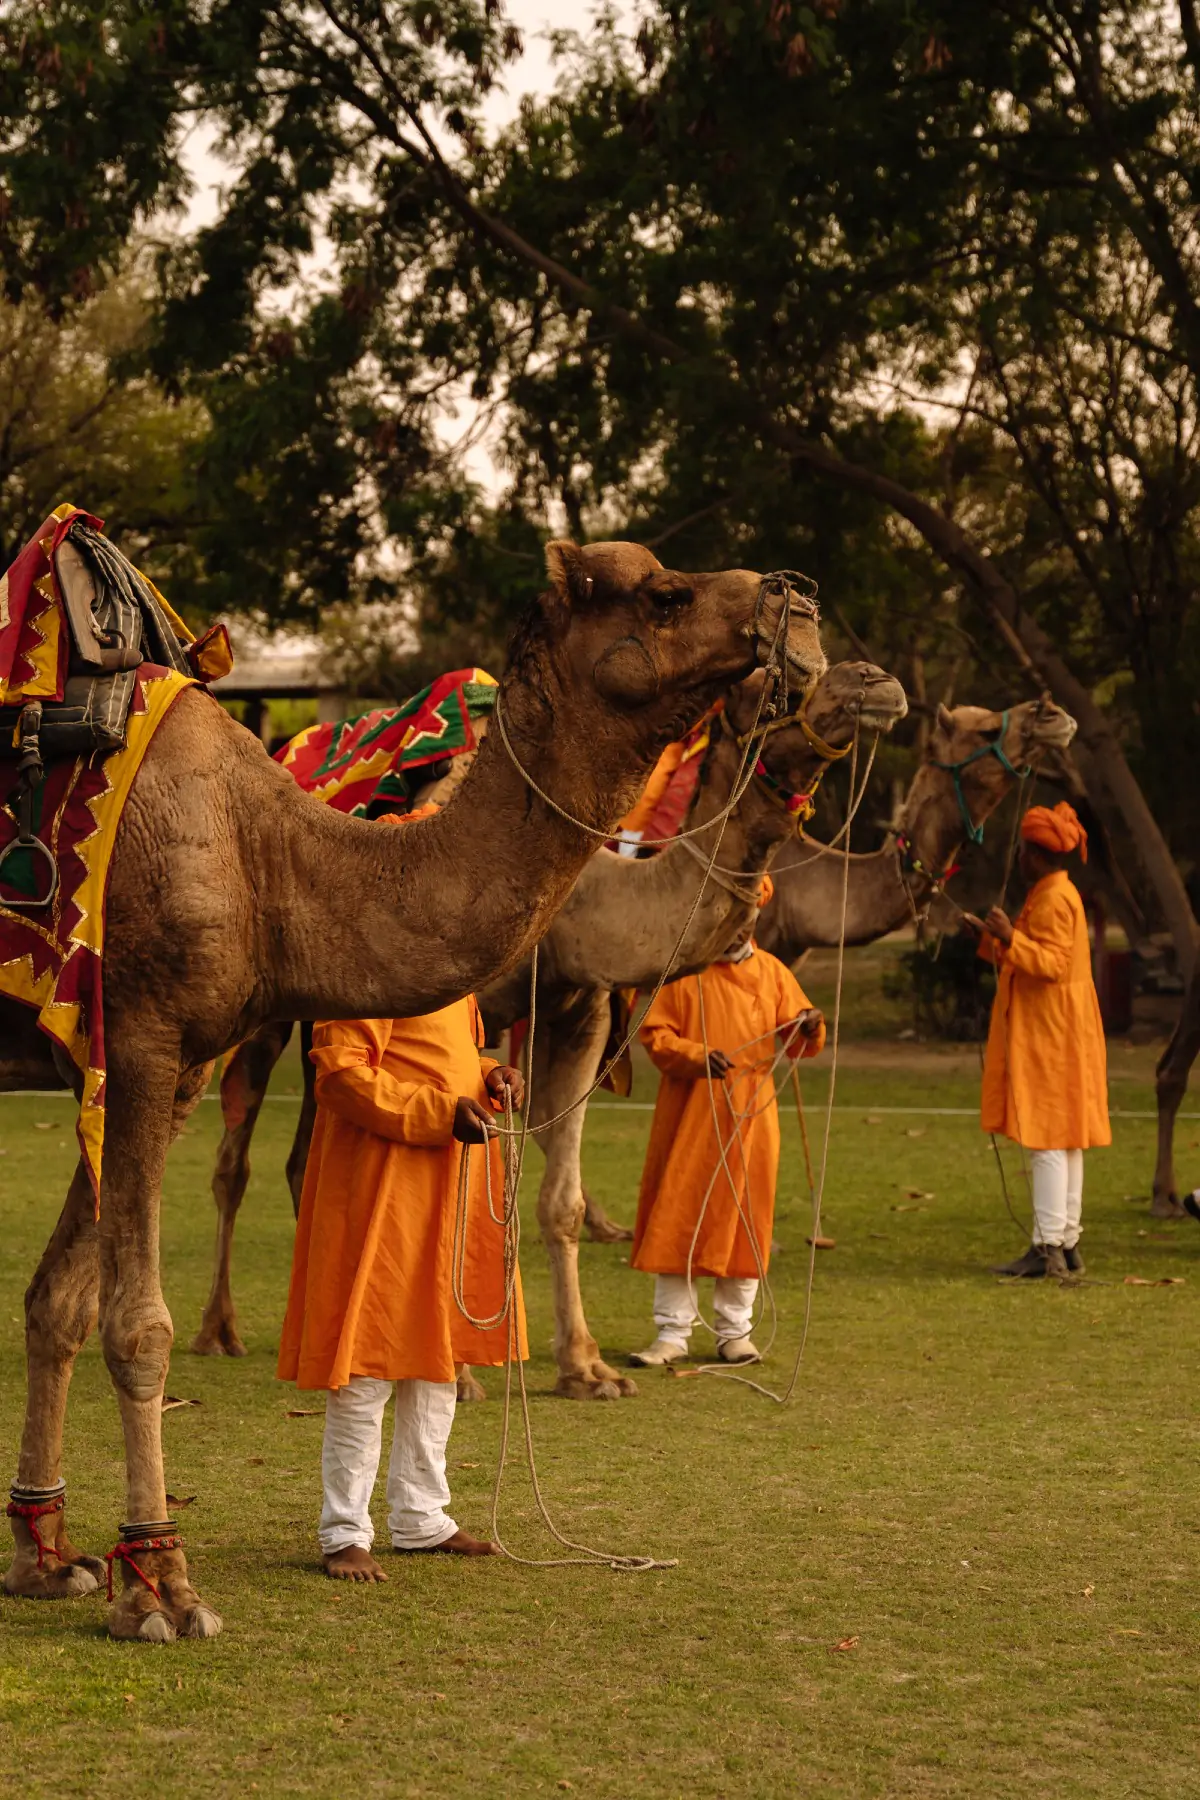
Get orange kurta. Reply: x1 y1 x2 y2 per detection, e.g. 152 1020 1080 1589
979 870 1110 1150
617 740 686 837
630 949 826 1280
277 996 527 1392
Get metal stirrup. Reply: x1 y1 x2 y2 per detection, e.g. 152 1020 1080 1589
0 701 59 911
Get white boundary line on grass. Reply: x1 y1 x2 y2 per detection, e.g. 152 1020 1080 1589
0 1095 1194 1120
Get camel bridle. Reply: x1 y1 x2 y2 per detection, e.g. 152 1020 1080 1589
929 710 1033 847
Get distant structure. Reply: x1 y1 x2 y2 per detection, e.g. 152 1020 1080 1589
210 631 351 745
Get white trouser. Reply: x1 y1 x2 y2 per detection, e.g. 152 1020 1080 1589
653 1272 759 1347
614 828 643 859
1029 1149 1084 1250
318 1375 458 1555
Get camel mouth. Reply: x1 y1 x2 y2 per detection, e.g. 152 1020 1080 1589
1028 712 1077 752
856 678 909 734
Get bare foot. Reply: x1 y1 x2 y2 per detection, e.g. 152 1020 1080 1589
323 1545 388 1582
395 1528 498 1557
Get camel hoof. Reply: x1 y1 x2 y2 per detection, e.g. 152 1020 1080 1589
134 1610 177 1644
2 1558 101 1600
189 1325 248 1357
554 1372 638 1401
179 1604 223 1639
456 1375 487 1403
1150 1193 1186 1220
585 1220 634 1245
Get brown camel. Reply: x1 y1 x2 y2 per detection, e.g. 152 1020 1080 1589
0 540 826 1643
756 699 1079 960
1151 989 1200 1220
190 660 905 1366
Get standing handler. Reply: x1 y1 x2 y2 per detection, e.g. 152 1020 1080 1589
627 927 825 1368
277 821 528 1584
966 802 1110 1279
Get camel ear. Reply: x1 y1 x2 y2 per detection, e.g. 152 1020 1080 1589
544 540 593 605
936 702 956 734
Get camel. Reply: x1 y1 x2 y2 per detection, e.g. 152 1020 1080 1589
1150 987 1200 1220
189 659 907 1381
0 540 826 1643
755 699 1080 961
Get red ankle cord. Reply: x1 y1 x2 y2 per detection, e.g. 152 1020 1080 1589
6 1494 66 1569
104 1533 184 1602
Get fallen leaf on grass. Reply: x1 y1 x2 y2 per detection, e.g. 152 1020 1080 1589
1114 1628 1142 1636
161 1396 201 1412
1083 1585 1094 1598
865 1115 883 1125
558 1784 574 1792
905 1127 926 1139
123 1693 135 1705
832 1636 859 1652
807 1235 836 1249
1123 1276 1186 1287
903 1188 935 1200
165 1493 197 1508
246 1456 265 1466
33 1122 51 1131
286 1408 320 1417
666 1367 701 1379
456 1461 480 1470
891 1204 926 1213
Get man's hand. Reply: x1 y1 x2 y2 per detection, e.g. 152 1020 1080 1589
485 1064 525 1112
961 912 985 936
707 1048 734 1079
453 1097 498 1144
983 905 1014 945
787 1008 824 1041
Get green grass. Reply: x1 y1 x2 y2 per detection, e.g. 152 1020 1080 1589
2 1039 1200 1798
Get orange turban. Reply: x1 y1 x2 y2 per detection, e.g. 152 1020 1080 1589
377 802 441 826
1020 801 1087 862
757 873 774 909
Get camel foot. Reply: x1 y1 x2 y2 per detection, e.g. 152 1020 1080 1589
2 1554 103 1599
189 1316 248 1356
554 1366 639 1401
456 1370 487 1403
584 1216 634 1244
179 1603 223 1638
1150 1192 1186 1220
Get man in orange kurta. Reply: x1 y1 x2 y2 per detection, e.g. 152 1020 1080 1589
628 930 825 1367
967 802 1110 1280
277 992 527 1581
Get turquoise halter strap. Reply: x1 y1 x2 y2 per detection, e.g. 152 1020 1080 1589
929 711 1032 846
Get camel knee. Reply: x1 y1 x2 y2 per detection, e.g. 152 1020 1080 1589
538 1184 585 1244
101 1299 174 1401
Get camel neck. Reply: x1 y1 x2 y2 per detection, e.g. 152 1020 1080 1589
533 723 825 993
255 658 675 1021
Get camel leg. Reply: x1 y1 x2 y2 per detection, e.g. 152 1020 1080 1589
456 1364 487 1402
192 1022 292 1355
284 1022 316 1220
533 991 637 1401
1153 982 1200 1219
4 1159 105 1599
583 1187 634 1244
100 1041 221 1643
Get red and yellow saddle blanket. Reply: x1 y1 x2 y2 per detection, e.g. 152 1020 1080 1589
276 667 498 814
0 506 211 1203
0 667 196 1200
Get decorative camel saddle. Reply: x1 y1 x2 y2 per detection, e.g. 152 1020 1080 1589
275 666 498 815
0 503 233 1201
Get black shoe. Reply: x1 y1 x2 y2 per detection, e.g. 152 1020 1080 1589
1063 1245 1085 1275
1184 1192 1200 1224
991 1243 1047 1278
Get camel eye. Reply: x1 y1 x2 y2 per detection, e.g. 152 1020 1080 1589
652 584 693 611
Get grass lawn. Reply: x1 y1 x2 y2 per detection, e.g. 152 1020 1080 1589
1 1016 1200 1797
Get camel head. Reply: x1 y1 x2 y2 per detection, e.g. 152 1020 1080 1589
509 540 828 753
905 695 1078 861
725 660 908 801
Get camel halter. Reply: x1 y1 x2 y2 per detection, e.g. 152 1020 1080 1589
930 711 1031 846
491 567 817 849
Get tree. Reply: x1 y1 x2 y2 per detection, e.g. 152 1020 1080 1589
4 1 1199 964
